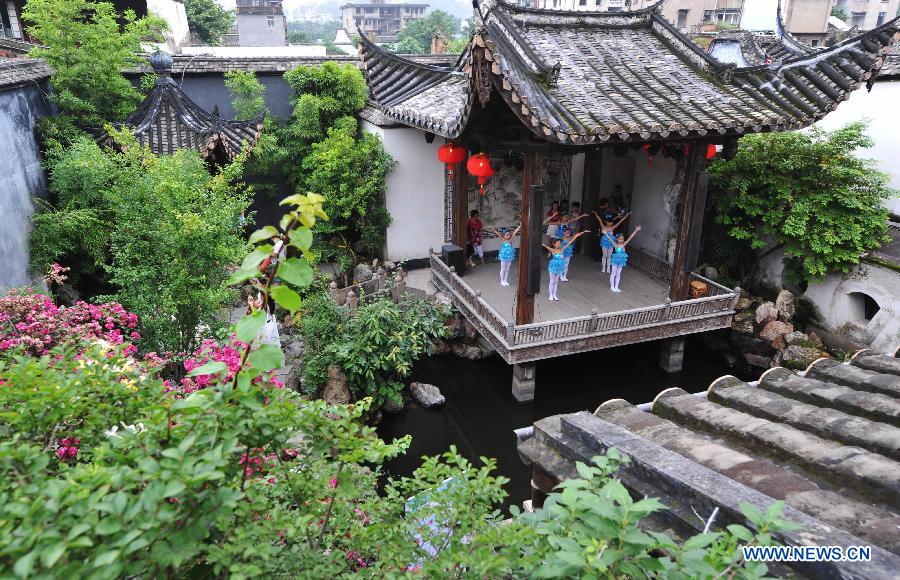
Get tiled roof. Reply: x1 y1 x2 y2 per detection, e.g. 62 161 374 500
361 0 899 144
124 53 458 75
0 37 33 56
0 57 51 91
518 349 900 578
99 52 263 162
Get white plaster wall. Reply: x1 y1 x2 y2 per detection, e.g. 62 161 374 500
148 0 190 53
627 151 679 259
362 122 445 262
813 79 900 215
803 262 900 353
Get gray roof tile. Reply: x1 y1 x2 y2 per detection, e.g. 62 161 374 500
0 57 51 91
362 0 900 144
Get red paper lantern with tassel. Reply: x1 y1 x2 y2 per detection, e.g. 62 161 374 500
437 142 466 177
706 143 717 160
641 143 652 167
467 152 494 195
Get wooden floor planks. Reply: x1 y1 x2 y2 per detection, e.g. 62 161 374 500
459 255 670 324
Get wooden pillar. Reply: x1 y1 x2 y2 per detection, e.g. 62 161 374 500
452 152 470 269
669 143 708 301
581 149 603 257
516 151 537 325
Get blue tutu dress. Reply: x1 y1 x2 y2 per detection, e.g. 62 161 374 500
562 242 574 259
498 241 516 262
600 231 616 249
610 246 628 267
548 253 566 275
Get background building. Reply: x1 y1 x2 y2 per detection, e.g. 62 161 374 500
0 1 24 41
630 0 744 32
340 0 428 43
230 0 288 47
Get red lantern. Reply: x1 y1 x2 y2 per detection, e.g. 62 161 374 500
706 143 717 160
466 152 494 195
437 142 466 177
641 143 652 167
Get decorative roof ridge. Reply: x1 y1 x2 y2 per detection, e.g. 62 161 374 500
775 0 818 57
486 4 559 78
357 28 465 75
734 16 900 74
648 12 735 81
489 0 665 19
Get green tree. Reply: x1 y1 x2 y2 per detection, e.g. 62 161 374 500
831 6 849 21
394 36 424 54
184 0 234 45
448 36 469 53
302 118 394 264
709 122 893 283
22 0 165 126
30 134 251 354
224 70 266 120
396 10 460 52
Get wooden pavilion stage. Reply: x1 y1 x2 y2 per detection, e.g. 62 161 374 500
460 255 669 324
430 249 739 366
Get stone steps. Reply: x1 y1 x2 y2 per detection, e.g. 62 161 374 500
807 358 900 398
761 367 900 427
651 387 900 507
592 399 900 553
708 376 900 461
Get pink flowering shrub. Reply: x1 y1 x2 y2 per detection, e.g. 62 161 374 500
0 289 139 357
165 337 285 396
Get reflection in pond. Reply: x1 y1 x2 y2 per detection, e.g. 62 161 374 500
377 339 754 509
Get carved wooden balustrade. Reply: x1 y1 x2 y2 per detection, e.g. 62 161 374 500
429 250 739 363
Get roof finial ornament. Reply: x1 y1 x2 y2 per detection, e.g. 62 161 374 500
149 50 173 78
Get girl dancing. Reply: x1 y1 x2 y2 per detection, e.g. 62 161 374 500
488 225 521 287
609 225 641 293
593 211 631 273
543 232 588 301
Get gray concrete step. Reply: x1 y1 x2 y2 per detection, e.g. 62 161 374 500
709 376 900 461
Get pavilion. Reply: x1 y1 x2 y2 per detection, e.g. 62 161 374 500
359 0 899 401
97 51 264 164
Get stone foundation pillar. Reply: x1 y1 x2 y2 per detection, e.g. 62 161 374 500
659 338 685 373
512 362 536 402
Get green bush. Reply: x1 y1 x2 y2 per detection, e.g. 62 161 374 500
296 295 449 406
30 133 251 355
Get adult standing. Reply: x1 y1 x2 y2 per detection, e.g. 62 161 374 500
466 210 485 268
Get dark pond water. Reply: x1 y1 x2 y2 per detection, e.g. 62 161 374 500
377 339 756 510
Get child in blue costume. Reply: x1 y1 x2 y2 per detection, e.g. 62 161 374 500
609 225 642 293
593 210 631 273
488 225 521 286
542 231 588 301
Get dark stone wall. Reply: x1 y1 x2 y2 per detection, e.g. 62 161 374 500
162 73 294 119
0 81 52 288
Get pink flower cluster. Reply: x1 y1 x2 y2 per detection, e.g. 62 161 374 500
166 338 284 396
0 289 139 357
56 437 80 461
239 447 277 478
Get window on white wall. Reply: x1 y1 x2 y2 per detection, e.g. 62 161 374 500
877 11 886 25
851 12 866 27
677 9 689 28
267 15 275 29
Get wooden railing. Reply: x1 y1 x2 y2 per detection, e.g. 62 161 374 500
429 251 739 351
631 248 672 283
429 253 511 342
